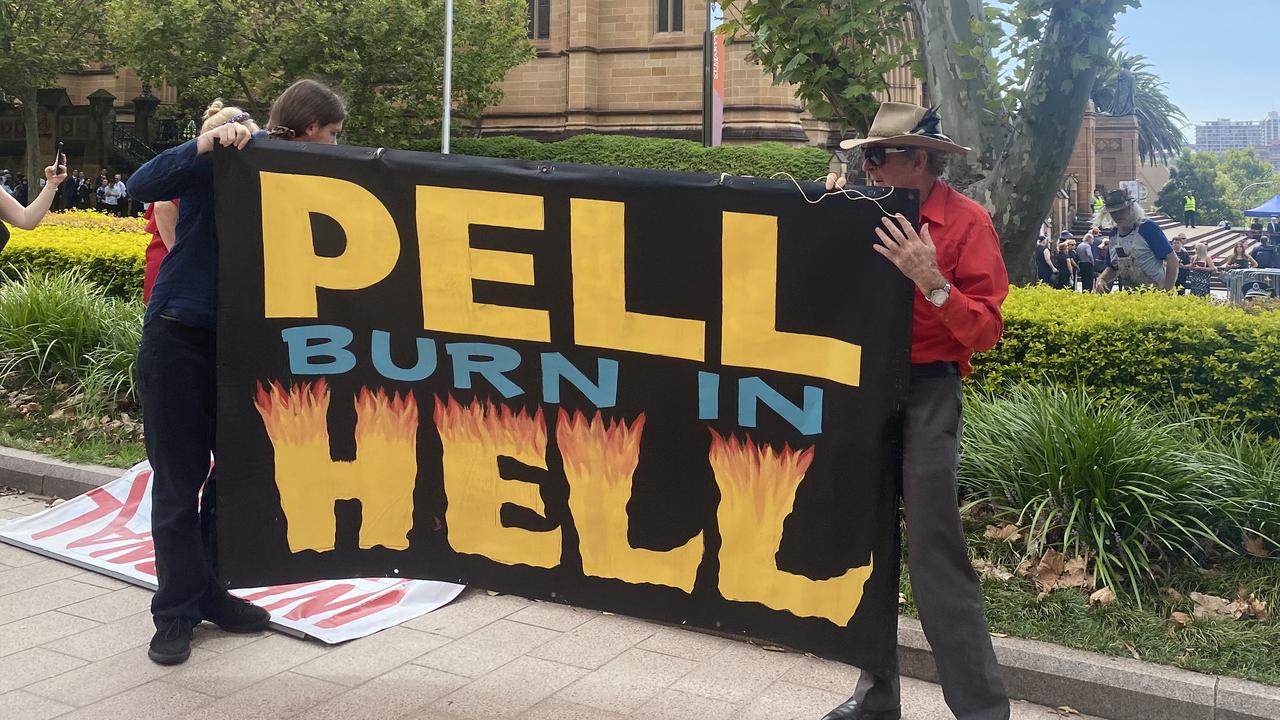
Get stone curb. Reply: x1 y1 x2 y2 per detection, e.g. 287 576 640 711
2 448 1277 720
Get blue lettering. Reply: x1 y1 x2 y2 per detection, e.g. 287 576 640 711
371 330 438 382
737 377 823 436
281 325 356 375
540 353 618 408
445 343 525 398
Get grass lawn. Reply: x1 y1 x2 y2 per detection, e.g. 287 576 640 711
0 392 1275 686
902 518 1280 686
0 386 145 470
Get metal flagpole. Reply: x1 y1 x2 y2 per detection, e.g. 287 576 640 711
442 0 454 154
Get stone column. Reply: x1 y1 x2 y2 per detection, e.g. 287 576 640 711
133 87 160 145
86 89 117 176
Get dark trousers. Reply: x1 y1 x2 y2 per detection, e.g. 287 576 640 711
138 315 221 623
1077 262 1094 293
853 367 1010 720
1184 210 1196 228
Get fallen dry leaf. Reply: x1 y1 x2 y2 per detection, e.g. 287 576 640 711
1015 556 1037 579
990 631 1009 638
1059 556 1094 590
1089 587 1116 606
1162 587 1184 602
759 644 788 653
1169 611 1192 627
898 593 907 605
1244 535 1271 558
45 497 65 507
1123 641 1141 660
973 559 1014 582
1033 549 1065 591
1190 592 1248 621
984 523 1024 543
1054 706 1080 716
1249 598 1270 622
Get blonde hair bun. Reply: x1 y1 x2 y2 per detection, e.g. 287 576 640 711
199 99 261 134
202 99 227 122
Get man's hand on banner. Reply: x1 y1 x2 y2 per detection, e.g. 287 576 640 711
197 123 254 156
874 213 947 293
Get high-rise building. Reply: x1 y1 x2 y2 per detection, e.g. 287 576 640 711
1195 112 1280 154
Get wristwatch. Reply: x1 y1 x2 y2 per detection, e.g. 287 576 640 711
926 281 952 308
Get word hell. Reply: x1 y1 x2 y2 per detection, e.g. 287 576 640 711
256 381 873 624
259 175 862 387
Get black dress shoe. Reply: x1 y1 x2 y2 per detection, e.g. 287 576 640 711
201 591 270 633
819 696 902 720
148 617 195 665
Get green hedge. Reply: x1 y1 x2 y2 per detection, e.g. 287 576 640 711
406 134 833 179
3 224 147 298
972 285 1280 436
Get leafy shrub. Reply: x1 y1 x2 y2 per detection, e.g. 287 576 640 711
0 269 142 411
1193 425 1280 554
407 133 833 179
3 222 147 298
972 285 1280 437
959 384 1232 603
42 209 149 234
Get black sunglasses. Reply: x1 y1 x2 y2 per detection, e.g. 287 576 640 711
862 146 911 167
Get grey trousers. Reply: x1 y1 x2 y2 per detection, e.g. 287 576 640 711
853 367 1010 719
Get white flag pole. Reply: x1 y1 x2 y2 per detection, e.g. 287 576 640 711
442 0 454 154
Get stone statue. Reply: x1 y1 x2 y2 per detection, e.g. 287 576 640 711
1111 66 1136 117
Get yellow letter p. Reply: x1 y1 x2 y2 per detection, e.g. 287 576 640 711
260 172 401 318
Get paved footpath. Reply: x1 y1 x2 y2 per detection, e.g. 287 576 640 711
0 491 1104 720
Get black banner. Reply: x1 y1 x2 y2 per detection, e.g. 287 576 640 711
214 143 916 675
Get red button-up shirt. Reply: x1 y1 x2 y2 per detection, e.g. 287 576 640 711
911 179 1009 376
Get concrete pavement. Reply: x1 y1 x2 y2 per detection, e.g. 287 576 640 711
0 488 1097 720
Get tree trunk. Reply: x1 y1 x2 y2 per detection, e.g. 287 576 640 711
912 0 1116 285
23 89 40 204
911 0 1003 177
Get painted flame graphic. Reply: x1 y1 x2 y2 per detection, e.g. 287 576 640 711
708 430 872 624
433 395 559 567
254 380 418 553
556 410 702 592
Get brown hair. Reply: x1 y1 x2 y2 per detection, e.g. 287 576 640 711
266 80 347 140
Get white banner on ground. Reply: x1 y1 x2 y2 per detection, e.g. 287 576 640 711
0 461 464 643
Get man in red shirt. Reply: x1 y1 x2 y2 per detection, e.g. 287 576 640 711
821 103 1011 720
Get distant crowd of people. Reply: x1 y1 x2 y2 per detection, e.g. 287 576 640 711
1 167 137 216
1039 188 1280 300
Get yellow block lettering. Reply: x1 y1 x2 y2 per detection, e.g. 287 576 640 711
418 187 548 342
557 410 703 592
261 172 400 318
254 381 417 553
722 212 861 387
709 431 872 624
571 199 705 361
434 396 561 568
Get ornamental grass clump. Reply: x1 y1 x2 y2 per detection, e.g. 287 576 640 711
0 269 142 408
959 384 1231 604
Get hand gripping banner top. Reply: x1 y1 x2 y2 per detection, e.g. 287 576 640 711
213 143 916 676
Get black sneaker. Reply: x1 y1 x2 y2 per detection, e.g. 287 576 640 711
148 617 195 665
201 591 270 633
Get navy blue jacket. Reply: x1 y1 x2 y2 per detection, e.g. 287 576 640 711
127 139 221 330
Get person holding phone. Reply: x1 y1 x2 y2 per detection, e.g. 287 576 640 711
0 146 68 248
128 81 348 666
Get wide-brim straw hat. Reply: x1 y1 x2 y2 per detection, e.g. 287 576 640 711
839 103 971 154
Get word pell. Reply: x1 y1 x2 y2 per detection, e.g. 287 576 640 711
258 173 862 388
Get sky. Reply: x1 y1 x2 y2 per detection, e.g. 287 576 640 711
1112 0 1279 141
